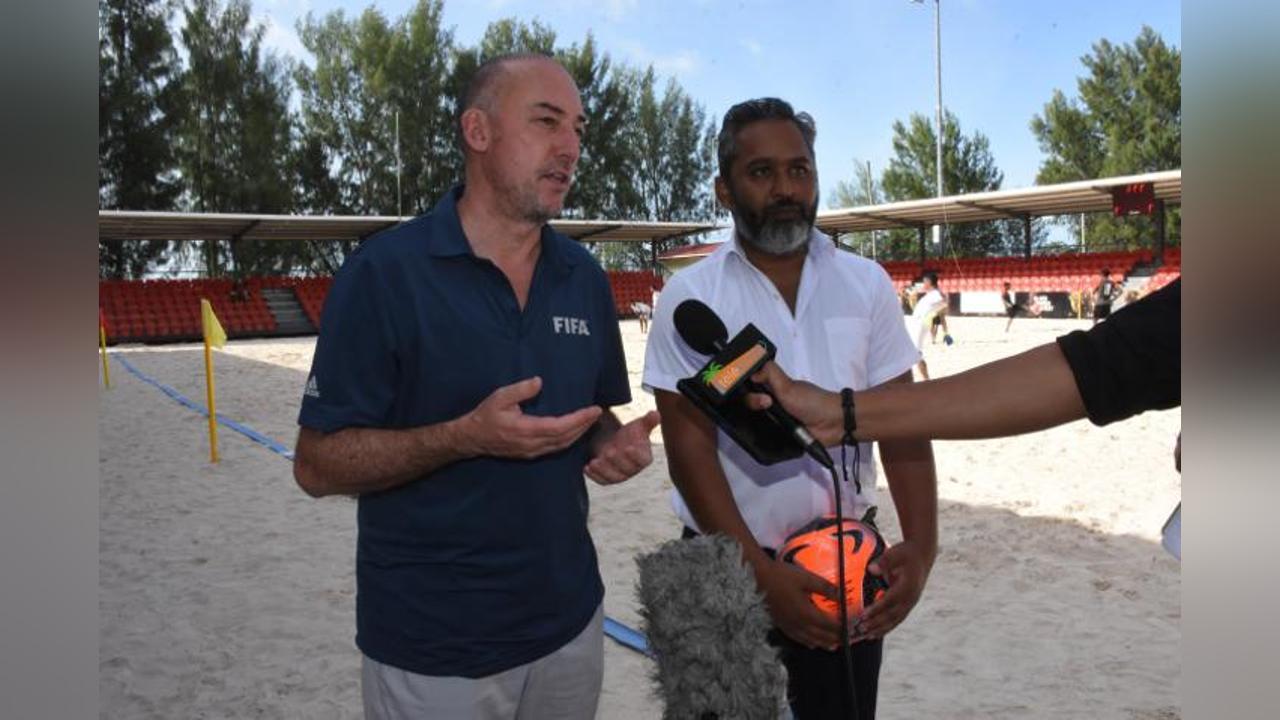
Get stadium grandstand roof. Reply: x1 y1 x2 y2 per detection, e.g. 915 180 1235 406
815 169 1180 235
97 210 718 244
99 170 1177 247
657 242 721 261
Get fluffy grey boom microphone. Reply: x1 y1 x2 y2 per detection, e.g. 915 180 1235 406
636 533 787 720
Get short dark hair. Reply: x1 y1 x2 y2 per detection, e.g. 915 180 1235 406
717 97 816 178
923 271 939 287
456 52 556 152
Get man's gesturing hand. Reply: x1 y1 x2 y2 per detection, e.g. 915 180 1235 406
460 377 602 459
585 411 661 485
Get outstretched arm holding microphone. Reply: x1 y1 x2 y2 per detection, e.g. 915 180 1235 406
746 342 1086 444
747 278 1180 445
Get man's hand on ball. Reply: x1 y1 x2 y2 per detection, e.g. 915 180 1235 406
855 539 934 641
756 559 842 651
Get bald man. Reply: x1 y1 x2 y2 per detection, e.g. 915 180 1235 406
294 54 660 719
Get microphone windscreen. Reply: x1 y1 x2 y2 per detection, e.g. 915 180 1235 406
673 299 728 356
636 533 786 719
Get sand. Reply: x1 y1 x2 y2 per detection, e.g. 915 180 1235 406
99 314 1180 718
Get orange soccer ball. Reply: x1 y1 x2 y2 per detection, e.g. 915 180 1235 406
779 516 889 620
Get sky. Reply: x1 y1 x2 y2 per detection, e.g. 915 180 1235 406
251 0 1180 206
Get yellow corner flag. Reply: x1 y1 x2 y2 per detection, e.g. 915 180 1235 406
200 298 225 462
201 298 227 348
99 307 111 388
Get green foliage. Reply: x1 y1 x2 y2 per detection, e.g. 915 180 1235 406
477 17 556 57
99 0 183 278
99 0 719 278
1031 26 1181 250
295 5 408 216
830 159 885 259
873 110 1041 260
382 0 458 215
176 0 295 276
882 111 1002 199
596 67 716 270
558 34 643 221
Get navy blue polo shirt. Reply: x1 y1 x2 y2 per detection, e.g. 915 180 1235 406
298 186 631 678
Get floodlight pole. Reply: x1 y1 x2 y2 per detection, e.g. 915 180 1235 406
395 111 403 219
931 0 944 247
864 159 877 259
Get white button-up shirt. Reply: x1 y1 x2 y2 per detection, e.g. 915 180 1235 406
643 229 919 549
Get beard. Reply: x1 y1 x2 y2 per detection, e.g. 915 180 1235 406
509 181 557 225
481 145 572 224
488 168 562 225
730 191 818 256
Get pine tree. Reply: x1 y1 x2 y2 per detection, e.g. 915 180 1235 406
1031 26 1181 250
98 0 183 278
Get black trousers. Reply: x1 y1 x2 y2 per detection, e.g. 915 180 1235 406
681 527 883 719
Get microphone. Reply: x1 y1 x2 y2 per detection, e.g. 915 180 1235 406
636 533 787 719
673 299 833 469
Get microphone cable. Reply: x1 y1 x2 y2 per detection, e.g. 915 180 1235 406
826 437 863 720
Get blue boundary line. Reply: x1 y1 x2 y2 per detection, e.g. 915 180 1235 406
109 351 652 657
604 616 651 657
115 354 295 460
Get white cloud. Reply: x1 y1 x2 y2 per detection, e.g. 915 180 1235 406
259 0 313 14
545 0 638 23
602 0 640 21
651 50 699 76
618 40 701 77
258 13 310 64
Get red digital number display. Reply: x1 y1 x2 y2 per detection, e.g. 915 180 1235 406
1112 182 1155 216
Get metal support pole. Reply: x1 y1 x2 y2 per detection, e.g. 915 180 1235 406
1023 215 1032 260
864 160 877 259
932 0 944 246
1155 199 1167 261
395 111 403 218
918 226 927 268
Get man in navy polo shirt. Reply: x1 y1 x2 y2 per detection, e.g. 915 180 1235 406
293 53 660 719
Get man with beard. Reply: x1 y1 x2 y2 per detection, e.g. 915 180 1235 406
293 54 659 719
642 98 938 719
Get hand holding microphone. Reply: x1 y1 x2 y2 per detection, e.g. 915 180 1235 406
673 299 833 469
743 361 846 448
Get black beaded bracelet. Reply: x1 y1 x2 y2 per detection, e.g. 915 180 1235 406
840 387 857 445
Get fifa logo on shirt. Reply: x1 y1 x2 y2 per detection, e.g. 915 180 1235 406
552 316 591 336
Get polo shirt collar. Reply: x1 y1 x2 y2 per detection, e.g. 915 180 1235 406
425 185 580 277
537 223 580 278
423 186 472 258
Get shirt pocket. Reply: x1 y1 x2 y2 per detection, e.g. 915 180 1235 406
822 317 871 390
